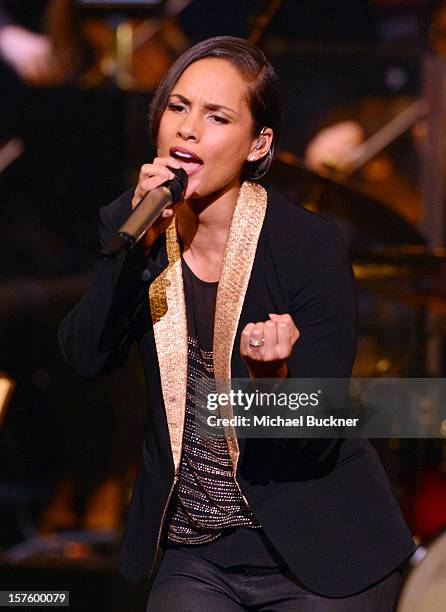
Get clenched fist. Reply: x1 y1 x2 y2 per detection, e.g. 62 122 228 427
240 313 300 379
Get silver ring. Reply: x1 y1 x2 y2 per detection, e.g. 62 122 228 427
249 337 265 347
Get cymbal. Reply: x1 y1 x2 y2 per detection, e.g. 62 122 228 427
353 243 446 291
353 245 446 314
354 262 445 283
265 151 425 248
353 244 446 267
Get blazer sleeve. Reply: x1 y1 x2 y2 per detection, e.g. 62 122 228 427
58 190 167 379
287 218 358 379
279 218 358 463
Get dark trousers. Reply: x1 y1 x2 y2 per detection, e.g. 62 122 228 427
146 549 402 611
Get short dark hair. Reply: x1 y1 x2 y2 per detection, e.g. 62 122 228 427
149 36 281 180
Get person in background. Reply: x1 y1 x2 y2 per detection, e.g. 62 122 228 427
0 0 64 86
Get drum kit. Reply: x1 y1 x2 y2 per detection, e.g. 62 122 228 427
267 151 446 329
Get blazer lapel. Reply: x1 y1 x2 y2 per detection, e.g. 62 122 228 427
213 181 268 473
148 220 188 476
148 181 268 476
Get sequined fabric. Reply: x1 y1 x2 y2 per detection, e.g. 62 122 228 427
165 262 260 544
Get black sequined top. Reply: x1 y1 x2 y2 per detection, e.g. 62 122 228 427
165 257 260 544
161 257 283 568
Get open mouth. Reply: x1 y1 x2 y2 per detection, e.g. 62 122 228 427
170 147 203 176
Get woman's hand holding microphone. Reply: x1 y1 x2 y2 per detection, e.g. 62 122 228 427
132 157 184 254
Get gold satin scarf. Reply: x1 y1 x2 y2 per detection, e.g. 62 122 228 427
148 181 268 476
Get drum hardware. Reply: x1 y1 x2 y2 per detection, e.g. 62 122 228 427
328 100 425 177
353 245 446 284
75 0 193 89
269 152 425 246
268 151 442 379
353 245 446 377
248 0 284 46
272 91 427 245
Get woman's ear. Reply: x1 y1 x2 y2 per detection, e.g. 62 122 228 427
247 127 273 163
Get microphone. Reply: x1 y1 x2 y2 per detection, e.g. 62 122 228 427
100 167 188 259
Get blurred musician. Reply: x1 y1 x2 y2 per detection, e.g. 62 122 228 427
0 0 64 86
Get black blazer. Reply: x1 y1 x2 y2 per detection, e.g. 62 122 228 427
59 185 416 598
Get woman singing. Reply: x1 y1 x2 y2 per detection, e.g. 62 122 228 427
59 37 416 611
